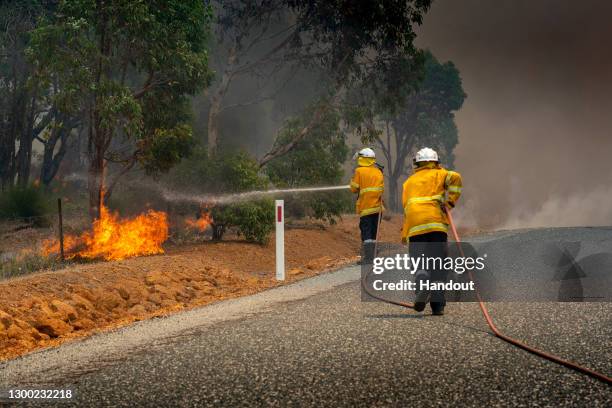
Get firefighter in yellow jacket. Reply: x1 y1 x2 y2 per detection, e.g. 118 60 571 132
401 147 462 315
350 148 384 262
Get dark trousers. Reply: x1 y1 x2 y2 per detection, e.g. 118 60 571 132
409 231 448 311
359 213 380 263
359 213 380 242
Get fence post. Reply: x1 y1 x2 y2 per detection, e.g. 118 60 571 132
57 198 64 261
275 200 285 281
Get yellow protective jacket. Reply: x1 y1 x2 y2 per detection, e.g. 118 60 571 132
350 159 384 217
401 164 462 239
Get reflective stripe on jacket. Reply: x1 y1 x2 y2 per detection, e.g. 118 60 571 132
401 164 462 239
350 164 384 217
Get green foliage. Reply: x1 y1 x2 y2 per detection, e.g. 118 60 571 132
171 148 267 193
0 185 51 226
141 125 194 175
420 53 466 113
414 115 459 168
265 107 350 223
212 151 268 193
211 199 275 244
266 107 347 186
287 0 431 85
394 51 466 167
306 191 352 224
27 0 214 205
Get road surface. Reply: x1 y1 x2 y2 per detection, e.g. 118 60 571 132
1 228 611 407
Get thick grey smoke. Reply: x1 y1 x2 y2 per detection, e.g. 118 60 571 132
416 0 612 228
502 186 612 229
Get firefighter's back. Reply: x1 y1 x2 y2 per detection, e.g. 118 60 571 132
353 165 384 216
402 166 451 238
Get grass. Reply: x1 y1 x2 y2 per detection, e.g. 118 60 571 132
0 252 66 280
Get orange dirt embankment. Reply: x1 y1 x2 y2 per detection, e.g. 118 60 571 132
0 215 405 361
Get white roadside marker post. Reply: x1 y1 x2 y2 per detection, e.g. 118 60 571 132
275 200 285 281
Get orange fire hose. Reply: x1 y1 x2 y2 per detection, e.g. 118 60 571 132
362 207 612 385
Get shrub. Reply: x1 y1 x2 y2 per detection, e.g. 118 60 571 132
211 150 268 193
0 185 51 226
306 191 353 224
211 199 274 244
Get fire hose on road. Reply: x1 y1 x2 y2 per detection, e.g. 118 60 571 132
361 206 612 385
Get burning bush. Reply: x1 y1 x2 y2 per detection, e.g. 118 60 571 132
185 209 213 232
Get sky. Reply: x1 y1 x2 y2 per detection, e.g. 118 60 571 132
415 0 612 228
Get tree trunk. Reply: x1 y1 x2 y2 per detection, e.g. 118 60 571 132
88 150 105 220
16 96 36 187
104 154 137 202
207 47 236 155
206 86 224 154
88 120 107 220
40 143 56 187
0 126 15 191
387 173 402 213
211 223 225 241
15 132 32 187
1 78 26 190
40 126 72 187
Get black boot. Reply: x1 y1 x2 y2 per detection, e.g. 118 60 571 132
431 304 445 315
414 269 430 312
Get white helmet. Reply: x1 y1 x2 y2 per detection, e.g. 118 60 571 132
354 147 375 159
414 147 439 163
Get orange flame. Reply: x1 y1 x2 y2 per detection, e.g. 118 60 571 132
185 210 213 232
43 205 168 261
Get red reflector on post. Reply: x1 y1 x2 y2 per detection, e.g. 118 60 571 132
275 200 285 281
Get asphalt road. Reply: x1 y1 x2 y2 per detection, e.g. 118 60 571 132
1 228 611 407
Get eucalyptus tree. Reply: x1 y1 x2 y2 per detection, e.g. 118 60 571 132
29 0 214 217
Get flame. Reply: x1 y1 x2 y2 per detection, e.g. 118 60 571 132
43 205 168 261
185 210 213 232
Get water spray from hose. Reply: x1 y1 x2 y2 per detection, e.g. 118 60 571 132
158 185 351 205
64 173 350 205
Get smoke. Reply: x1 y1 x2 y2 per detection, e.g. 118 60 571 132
450 198 481 231
415 0 612 229
502 185 612 229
